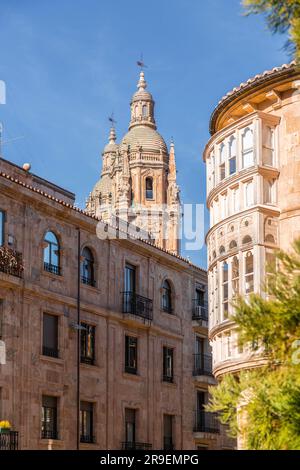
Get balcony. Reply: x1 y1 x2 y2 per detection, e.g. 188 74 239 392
193 354 212 376
43 346 59 358
122 291 153 321
0 431 19 450
81 355 95 366
44 262 61 276
0 247 23 278
81 275 96 287
194 411 220 434
41 429 58 440
121 441 152 450
80 434 95 444
192 301 208 323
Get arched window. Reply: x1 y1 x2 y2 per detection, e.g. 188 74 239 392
245 181 254 207
219 245 225 255
81 247 95 286
242 235 252 245
229 240 237 250
229 135 237 175
245 252 254 294
162 280 172 313
265 234 275 244
222 262 229 319
212 250 217 259
134 105 138 118
44 231 60 275
263 179 274 204
145 177 153 200
242 127 254 168
232 256 239 298
142 105 148 118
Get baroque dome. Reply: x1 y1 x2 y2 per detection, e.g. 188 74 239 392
120 125 168 154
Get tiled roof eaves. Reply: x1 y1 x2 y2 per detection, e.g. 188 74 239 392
0 171 206 274
209 62 299 135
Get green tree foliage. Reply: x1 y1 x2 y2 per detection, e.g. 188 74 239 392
207 239 300 449
243 0 300 62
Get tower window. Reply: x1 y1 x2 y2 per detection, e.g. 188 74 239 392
229 136 236 175
242 127 254 168
222 262 229 319
245 252 254 294
145 177 153 200
142 105 148 118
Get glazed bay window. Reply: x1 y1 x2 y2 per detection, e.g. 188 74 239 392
0 211 4 246
42 313 59 358
245 251 254 294
242 126 254 168
262 125 275 166
229 135 237 175
81 323 95 365
222 262 229 319
41 395 58 439
245 180 254 208
163 346 174 383
219 142 226 181
80 401 94 443
231 256 239 298
125 335 138 374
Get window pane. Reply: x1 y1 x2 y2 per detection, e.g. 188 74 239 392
43 314 58 352
0 211 4 246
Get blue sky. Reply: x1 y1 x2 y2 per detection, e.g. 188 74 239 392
0 0 289 267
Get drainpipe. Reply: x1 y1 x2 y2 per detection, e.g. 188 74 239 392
76 227 81 450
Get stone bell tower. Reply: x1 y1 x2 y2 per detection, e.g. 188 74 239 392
86 70 181 254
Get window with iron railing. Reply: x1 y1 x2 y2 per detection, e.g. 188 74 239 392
41 395 58 440
81 323 95 365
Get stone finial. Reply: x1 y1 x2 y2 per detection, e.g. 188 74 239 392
108 126 116 144
137 71 147 91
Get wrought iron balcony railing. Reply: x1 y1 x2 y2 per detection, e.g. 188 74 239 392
41 429 58 440
194 411 220 434
0 247 23 278
44 262 61 276
81 275 96 287
0 431 19 450
193 353 213 376
81 355 95 365
121 441 152 450
80 434 95 444
192 301 208 322
42 346 59 358
122 291 153 321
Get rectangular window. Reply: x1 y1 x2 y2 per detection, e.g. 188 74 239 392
229 157 236 175
0 211 4 246
81 323 95 365
125 264 136 293
124 264 136 314
80 401 94 443
163 414 174 450
43 314 58 358
219 163 225 181
262 125 274 166
41 395 58 439
163 346 174 383
245 252 254 294
125 408 136 444
263 179 274 204
125 336 138 374
242 126 254 168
